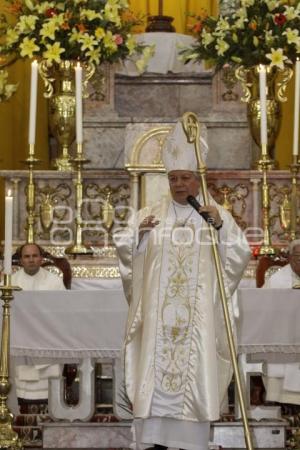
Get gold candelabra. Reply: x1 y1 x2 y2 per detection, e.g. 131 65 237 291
23 146 40 243
65 144 92 255
0 274 22 449
258 149 275 255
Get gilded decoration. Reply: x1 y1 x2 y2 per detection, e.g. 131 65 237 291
35 183 72 242
160 242 196 393
42 245 117 259
13 262 120 279
269 182 300 242
70 265 120 279
83 183 130 244
4 168 300 253
37 183 72 239
207 182 249 230
126 126 172 171
14 174 129 246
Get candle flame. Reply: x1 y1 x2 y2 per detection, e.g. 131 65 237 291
7 189 12 197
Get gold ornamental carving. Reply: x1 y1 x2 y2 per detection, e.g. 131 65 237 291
279 187 292 233
35 183 72 241
84 183 130 243
208 182 249 229
276 164 300 242
71 266 120 279
39 189 55 232
261 181 285 243
41 245 117 259
127 126 172 171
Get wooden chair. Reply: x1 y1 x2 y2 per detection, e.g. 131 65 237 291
41 250 72 289
256 254 288 287
12 246 72 289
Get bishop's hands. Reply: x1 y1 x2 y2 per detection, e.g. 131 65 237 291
199 205 223 229
139 215 160 241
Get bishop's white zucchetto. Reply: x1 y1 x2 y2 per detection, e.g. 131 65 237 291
162 119 209 173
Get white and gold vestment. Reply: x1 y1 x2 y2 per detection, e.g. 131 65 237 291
115 194 251 450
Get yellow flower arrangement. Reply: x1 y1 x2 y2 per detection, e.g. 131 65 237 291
0 0 151 67
181 0 300 71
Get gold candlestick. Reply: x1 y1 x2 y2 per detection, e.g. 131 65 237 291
22 148 40 243
258 154 275 255
0 274 22 449
65 144 92 255
289 155 299 241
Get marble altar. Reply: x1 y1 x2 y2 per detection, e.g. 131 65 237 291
0 169 297 249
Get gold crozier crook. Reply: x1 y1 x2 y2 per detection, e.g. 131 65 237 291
182 112 253 450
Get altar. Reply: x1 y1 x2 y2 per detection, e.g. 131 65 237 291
4 287 298 448
238 288 300 362
10 287 300 358
8 288 300 412
9 289 128 362
7 289 129 424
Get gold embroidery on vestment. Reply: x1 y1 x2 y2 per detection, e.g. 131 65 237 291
160 242 196 392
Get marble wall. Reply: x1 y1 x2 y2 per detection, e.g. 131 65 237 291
76 67 253 170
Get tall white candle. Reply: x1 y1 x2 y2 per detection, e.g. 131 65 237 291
293 59 300 156
75 63 83 144
3 190 13 275
28 60 38 145
259 65 268 154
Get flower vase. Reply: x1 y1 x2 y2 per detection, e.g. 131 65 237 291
39 60 95 171
235 65 293 168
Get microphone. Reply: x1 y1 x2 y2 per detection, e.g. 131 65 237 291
186 195 211 224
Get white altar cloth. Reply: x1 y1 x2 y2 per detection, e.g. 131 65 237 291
6 288 300 362
117 32 206 75
237 288 300 358
8 290 128 362
71 278 123 290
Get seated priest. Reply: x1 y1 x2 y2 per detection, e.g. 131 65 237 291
114 118 251 450
262 239 300 404
12 243 66 290
12 243 65 404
